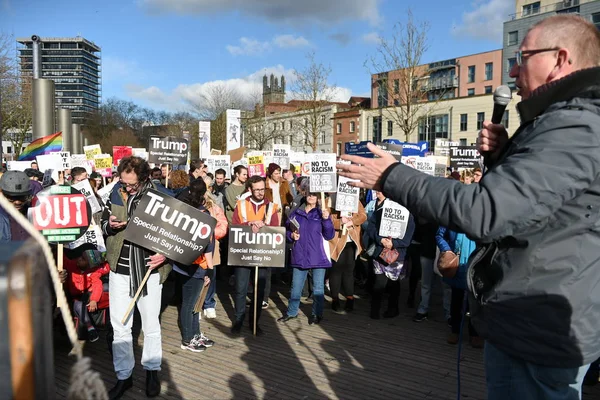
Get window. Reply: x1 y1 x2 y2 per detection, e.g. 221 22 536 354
387 120 393 136
593 13 600 30
377 80 388 107
393 79 399 94
467 65 475 83
460 114 468 131
373 116 382 143
7 146 12 153
522 2 540 16
321 115 326 125
281 122 285 130
485 62 493 80
459 138 467 146
289 120 293 129
394 99 399 106
477 112 485 130
418 114 449 151
304 118 308 127
273 123 276 131
336 123 342 134
289 135 293 145
467 88 475 96
320 131 326 144
485 86 493 94
508 31 518 46
502 110 509 129
350 121 356 132
507 58 516 73
336 142 342 157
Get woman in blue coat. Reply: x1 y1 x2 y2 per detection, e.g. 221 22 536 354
278 179 335 325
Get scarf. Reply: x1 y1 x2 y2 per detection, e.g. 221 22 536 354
123 180 153 297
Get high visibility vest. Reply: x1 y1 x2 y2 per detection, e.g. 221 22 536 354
238 199 277 224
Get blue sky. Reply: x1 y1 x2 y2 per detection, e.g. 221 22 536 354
0 0 514 112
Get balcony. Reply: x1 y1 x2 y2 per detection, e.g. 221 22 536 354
509 0 579 20
425 76 458 92
428 59 456 72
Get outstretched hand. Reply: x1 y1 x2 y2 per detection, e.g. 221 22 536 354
337 143 398 190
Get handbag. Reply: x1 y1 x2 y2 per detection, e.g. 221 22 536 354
437 251 460 278
378 248 399 265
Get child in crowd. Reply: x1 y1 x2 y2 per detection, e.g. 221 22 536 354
64 243 110 342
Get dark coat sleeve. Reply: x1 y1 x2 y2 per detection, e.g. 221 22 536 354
380 110 600 242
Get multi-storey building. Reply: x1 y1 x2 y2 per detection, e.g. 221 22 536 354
502 0 600 88
16 36 102 124
369 49 505 152
332 97 370 155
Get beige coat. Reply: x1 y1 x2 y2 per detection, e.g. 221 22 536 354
328 202 367 262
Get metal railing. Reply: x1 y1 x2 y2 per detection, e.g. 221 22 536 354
509 0 579 20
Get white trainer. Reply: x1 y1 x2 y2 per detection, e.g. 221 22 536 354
204 308 217 319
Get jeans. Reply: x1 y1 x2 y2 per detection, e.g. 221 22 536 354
234 266 267 324
203 265 217 309
109 271 162 380
287 268 326 317
329 243 356 300
485 342 590 400
417 256 451 319
175 272 205 342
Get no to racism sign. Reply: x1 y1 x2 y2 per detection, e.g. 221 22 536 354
272 144 290 170
72 179 103 214
28 185 92 243
148 136 189 165
379 199 410 239
309 153 337 193
227 226 286 268
123 189 217 265
335 161 359 213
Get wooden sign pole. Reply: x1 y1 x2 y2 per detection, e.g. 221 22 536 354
165 164 170 188
253 266 258 337
121 269 152 325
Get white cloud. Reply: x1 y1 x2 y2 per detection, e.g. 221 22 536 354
273 34 310 48
362 32 382 45
226 34 310 56
226 37 271 56
452 0 514 41
124 65 354 112
138 0 381 26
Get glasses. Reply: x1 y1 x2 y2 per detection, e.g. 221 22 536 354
122 181 141 190
252 188 265 193
5 194 30 203
515 48 560 66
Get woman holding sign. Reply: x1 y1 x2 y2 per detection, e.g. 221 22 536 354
278 178 335 325
173 179 217 353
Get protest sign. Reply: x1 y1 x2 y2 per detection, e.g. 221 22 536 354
434 139 460 157
247 152 265 177
376 142 403 161
301 160 311 176
84 144 102 160
50 151 71 170
226 109 241 153
6 161 31 171
97 181 117 207
132 148 148 160
379 200 410 239
72 179 103 214
123 189 217 265
227 146 246 163
402 156 446 177
65 225 106 252
449 146 482 170
113 146 133 166
210 149 222 156
212 155 231 179
94 154 113 178
309 153 337 193
28 185 92 243
71 154 94 174
42 169 54 187
199 121 211 158
335 161 359 213
290 152 304 173
272 144 290 170
227 226 286 267
148 136 189 165
36 153 62 181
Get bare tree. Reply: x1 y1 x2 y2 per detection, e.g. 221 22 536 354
293 52 338 151
366 10 439 141
242 88 289 151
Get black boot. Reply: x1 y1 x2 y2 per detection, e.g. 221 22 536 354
108 376 133 400
146 370 160 397
344 298 354 312
331 299 344 314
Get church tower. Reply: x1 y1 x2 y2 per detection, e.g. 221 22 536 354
262 74 286 104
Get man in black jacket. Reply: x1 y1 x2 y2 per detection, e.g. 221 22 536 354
338 15 600 400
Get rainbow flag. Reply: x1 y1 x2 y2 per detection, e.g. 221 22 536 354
18 132 63 161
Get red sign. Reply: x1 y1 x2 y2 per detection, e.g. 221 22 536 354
113 146 133 166
248 164 265 177
28 186 92 243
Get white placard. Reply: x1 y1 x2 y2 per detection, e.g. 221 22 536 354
36 154 62 181
335 160 359 213
226 109 241 153
72 179 103 214
50 151 71 170
97 181 117 207
199 121 211 159
309 153 337 193
65 225 106 252
272 144 290 170
71 154 94 174
7 161 32 172
379 199 410 239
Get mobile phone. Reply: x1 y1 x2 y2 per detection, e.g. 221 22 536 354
113 219 123 223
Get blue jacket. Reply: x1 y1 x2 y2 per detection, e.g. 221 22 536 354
437 227 476 290
435 226 457 253
286 206 335 269
365 199 415 262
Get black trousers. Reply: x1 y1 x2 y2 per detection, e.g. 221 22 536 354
329 242 356 300
407 244 422 301
371 274 400 313
450 287 478 336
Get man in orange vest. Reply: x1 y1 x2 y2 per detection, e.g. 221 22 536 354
231 176 279 336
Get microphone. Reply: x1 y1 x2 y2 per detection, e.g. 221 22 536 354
491 85 512 124
482 85 512 168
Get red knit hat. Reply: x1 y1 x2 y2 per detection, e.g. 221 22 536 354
267 163 281 177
